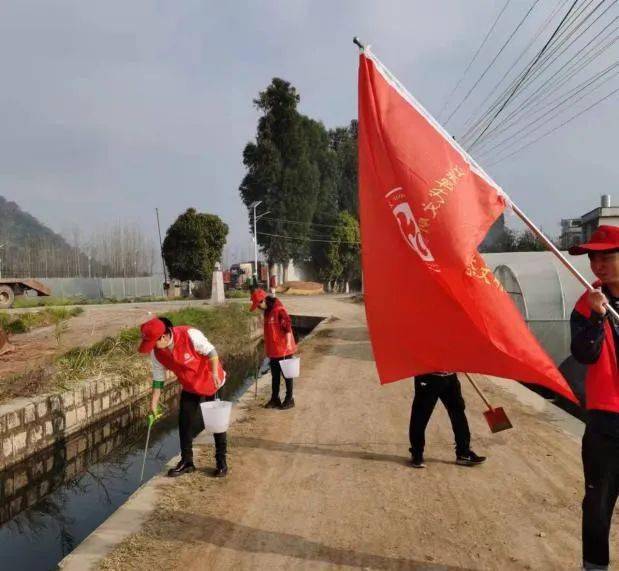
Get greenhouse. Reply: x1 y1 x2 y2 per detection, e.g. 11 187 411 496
484 251 595 402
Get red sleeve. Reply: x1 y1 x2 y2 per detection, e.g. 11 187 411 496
278 308 292 333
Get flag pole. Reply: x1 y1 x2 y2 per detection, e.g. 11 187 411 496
510 202 619 322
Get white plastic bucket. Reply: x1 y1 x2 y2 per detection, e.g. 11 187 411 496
200 400 232 434
280 357 300 379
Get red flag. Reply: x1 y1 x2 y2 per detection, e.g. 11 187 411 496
358 49 576 402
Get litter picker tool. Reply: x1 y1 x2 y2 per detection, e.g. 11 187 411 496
140 422 153 482
463 373 513 433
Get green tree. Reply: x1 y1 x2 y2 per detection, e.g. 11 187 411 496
162 208 228 282
326 212 361 285
330 120 358 216
240 79 325 266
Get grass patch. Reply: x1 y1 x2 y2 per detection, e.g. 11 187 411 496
225 289 250 299
1 305 255 402
0 307 83 334
13 295 174 309
13 296 88 308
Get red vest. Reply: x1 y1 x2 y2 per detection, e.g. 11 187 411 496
574 287 619 412
264 301 297 359
154 326 225 397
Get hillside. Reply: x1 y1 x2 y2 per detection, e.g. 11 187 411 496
0 196 79 277
0 195 71 249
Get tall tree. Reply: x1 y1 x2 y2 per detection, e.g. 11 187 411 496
240 78 322 266
162 209 228 282
330 120 358 216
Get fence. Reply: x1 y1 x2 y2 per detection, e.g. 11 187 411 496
31 276 165 300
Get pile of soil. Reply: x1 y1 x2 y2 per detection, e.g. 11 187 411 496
276 281 324 296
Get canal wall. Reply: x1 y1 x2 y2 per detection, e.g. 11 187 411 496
0 382 180 526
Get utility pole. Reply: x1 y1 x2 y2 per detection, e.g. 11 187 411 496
0 244 4 279
155 208 169 291
249 201 270 286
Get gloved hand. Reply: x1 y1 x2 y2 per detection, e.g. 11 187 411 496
147 405 164 428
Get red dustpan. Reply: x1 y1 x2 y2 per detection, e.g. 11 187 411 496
463 373 513 433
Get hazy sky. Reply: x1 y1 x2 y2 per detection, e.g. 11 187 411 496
0 1 616 260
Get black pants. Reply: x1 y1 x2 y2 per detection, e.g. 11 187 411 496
409 373 471 457
179 390 227 464
582 425 619 568
270 357 293 402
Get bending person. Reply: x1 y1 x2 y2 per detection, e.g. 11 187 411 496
138 316 228 478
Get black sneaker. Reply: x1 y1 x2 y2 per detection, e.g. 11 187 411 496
411 453 426 469
213 457 228 478
264 398 282 409
456 451 487 466
167 459 196 477
280 397 295 410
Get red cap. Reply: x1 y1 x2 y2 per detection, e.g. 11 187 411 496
569 225 619 255
250 288 267 311
138 318 166 353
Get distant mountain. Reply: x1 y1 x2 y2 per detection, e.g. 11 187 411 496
0 195 70 249
0 196 156 278
0 196 77 277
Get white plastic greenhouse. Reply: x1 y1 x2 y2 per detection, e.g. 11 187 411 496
484 251 595 402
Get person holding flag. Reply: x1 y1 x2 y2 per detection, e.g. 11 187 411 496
250 288 297 409
569 226 619 571
138 316 228 478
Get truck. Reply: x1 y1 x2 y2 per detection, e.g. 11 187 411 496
0 278 52 309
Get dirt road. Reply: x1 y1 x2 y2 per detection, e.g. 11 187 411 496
98 297 592 570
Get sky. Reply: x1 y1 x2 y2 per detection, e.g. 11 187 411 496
0 0 617 263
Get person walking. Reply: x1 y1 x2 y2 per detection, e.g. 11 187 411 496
569 226 619 571
138 316 228 478
251 288 297 409
409 372 486 468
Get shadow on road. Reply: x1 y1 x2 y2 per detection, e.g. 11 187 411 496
165 512 472 570
233 436 457 468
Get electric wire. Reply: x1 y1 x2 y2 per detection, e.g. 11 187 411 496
462 0 616 146
485 85 619 166
438 0 512 120
466 0 582 150
443 0 542 127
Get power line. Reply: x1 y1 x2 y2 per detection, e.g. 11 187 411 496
466 0 581 150
438 0 512 120
257 231 360 245
486 85 619 166
476 63 618 158
259 216 341 229
444 0 542 127
461 0 612 145
458 0 571 136
472 23 617 147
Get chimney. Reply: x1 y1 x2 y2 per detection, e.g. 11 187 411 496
601 194 611 208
